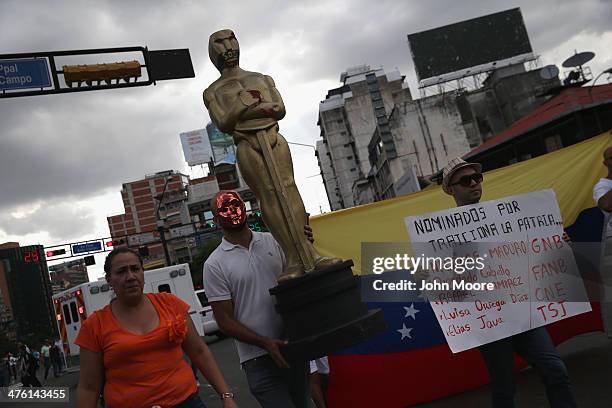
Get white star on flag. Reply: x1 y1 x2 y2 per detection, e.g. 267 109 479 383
397 323 413 340
403 303 420 320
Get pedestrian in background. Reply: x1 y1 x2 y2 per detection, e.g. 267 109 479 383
31 347 41 376
41 340 51 380
0 354 9 387
8 352 17 384
18 344 41 387
54 339 66 373
49 342 61 378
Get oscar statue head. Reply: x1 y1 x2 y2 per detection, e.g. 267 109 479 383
208 29 240 72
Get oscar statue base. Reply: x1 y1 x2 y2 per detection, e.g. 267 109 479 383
269 260 386 362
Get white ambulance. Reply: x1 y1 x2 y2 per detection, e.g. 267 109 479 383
52 263 205 357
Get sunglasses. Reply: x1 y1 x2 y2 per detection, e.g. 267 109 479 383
449 173 483 187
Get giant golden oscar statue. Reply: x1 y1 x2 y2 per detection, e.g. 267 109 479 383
203 29 339 282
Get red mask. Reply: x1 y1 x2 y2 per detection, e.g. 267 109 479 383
214 192 247 229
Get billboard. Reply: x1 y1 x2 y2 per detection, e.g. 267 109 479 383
407 8 533 81
180 129 213 167
205 122 236 165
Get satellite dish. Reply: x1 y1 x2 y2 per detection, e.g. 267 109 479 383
562 51 595 68
540 65 559 80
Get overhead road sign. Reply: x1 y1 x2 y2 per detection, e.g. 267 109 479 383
0 58 51 91
72 242 103 255
0 46 194 98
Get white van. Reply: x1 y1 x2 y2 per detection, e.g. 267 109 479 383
195 289 220 336
53 263 204 356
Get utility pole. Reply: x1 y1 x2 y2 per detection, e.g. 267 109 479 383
155 177 172 267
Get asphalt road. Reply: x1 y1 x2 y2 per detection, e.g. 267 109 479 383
3 332 611 407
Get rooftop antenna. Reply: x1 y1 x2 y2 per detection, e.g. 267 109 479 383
561 50 595 86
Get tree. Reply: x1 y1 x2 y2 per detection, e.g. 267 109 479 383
190 237 222 289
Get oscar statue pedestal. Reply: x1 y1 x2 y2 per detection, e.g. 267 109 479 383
269 260 386 362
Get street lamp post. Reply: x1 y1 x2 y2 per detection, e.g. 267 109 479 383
156 220 172 267
155 177 172 267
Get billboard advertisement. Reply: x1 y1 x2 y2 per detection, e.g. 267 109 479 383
205 122 236 165
407 8 533 81
180 129 213 167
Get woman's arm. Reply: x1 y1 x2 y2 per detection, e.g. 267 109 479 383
75 348 104 408
182 315 238 407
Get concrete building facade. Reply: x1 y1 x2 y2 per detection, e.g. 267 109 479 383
107 170 193 267
317 65 412 210
317 62 561 208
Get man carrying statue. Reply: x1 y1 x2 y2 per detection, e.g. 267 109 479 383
203 29 339 282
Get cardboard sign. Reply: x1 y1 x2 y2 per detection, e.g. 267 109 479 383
405 189 591 353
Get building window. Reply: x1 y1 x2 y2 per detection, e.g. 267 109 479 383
158 284 172 293
347 155 353 160
69 301 79 323
350 168 357 172
62 304 72 325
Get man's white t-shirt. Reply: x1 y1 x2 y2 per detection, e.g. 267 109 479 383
593 177 612 213
203 231 285 364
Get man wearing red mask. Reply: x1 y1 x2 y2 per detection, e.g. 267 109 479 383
203 190 310 408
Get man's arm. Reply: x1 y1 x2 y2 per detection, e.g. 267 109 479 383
211 299 289 368
598 189 612 212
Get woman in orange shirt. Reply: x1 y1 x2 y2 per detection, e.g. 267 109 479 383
75 247 238 408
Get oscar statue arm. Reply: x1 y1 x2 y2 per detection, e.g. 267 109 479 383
203 85 250 134
263 75 286 121
240 75 286 121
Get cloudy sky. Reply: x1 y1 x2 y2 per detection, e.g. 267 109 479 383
1 0 610 280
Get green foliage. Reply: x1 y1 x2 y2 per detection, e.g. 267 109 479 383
190 237 222 289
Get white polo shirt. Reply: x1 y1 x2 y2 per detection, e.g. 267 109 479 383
203 231 285 363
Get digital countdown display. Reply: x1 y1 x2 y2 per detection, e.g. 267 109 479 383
22 249 41 263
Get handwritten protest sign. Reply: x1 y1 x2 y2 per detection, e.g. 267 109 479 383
405 189 591 353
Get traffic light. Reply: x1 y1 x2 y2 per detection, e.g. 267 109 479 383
46 249 66 257
63 60 142 87
112 238 126 247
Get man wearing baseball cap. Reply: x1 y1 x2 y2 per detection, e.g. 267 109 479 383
442 157 577 408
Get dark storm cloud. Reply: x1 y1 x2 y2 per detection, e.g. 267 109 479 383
0 88 194 210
